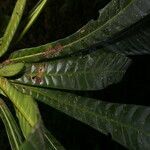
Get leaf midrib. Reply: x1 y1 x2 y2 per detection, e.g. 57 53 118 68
10 0 135 62
13 83 150 137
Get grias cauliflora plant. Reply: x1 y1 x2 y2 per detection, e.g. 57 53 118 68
0 0 150 149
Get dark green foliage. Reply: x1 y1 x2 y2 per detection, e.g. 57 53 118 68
13 49 130 90
13 84 150 150
0 0 150 150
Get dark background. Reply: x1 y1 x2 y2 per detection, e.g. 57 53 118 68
0 0 150 149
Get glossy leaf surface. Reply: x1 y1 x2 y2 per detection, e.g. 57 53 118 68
13 50 130 90
13 84 150 150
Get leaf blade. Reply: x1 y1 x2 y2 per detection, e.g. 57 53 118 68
13 50 131 90
9 0 150 62
13 85 150 150
0 77 40 138
0 0 26 57
0 77 64 150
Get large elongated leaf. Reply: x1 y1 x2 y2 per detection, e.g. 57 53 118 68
9 0 150 62
13 50 130 90
0 77 40 138
0 0 26 57
0 99 23 150
13 84 150 150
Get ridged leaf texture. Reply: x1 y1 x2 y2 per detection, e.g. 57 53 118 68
13 84 150 150
0 99 23 150
0 0 26 57
13 50 130 90
9 0 150 62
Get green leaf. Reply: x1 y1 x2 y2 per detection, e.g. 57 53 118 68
0 99 23 150
21 126 65 150
0 78 63 150
9 0 150 62
0 77 40 138
0 63 24 77
17 0 47 42
13 50 130 90
0 0 26 57
13 84 150 150
105 19 150 55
